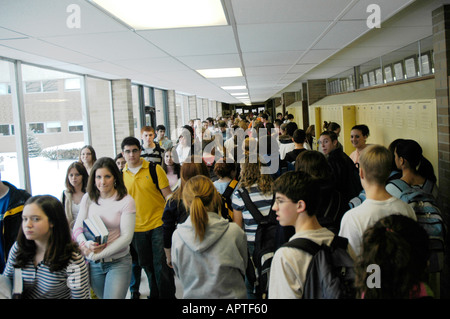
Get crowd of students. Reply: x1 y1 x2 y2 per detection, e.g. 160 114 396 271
0 111 445 300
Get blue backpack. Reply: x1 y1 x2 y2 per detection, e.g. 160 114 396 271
348 190 366 209
388 179 446 274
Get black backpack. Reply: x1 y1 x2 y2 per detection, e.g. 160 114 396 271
148 161 163 198
282 235 356 299
221 178 239 222
238 188 278 299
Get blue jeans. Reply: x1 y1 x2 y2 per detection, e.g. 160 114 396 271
89 253 132 299
131 226 175 299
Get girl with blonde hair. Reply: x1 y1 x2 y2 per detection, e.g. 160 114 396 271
171 175 247 299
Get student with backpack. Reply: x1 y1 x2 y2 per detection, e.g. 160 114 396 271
232 151 274 298
268 171 356 299
121 137 174 299
339 145 416 256
385 139 438 199
385 139 445 296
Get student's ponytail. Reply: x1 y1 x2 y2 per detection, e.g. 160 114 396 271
396 139 436 183
182 175 222 242
190 195 209 242
417 155 437 183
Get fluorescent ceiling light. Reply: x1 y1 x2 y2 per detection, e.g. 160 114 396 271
231 92 248 96
221 85 247 90
92 0 227 30
196 68 242 78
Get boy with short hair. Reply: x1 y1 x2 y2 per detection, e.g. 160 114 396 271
155 124 173 151
339 144 416 256
284 129 307 163
121 136 174 299
140 126 164 165
268 171 346 299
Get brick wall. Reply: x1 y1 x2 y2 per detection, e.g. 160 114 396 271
432 5 450 217
307 79 327 105
109 79 134 154
189 95 197 120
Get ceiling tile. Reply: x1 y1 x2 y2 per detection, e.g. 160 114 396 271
0 0 128 38
137 26 238 57
312 20 370 50
44 31 168 61
242 51 304 67
176 54 241 70
115 57 190 73
237 22 331 52
232 0 354 23
0 38 100 64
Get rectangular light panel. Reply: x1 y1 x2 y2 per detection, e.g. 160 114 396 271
92 0 228 30
196 68 242 78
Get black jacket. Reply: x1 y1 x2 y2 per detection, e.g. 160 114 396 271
327 148 362 204
1 181 31 272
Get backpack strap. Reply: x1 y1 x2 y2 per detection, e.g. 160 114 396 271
282 237 321 256
148 162 165 199
388 179 410 193
222 179 239 199
283 235 348 255
330 235 349 250
421 179 435 194
238 188 265 224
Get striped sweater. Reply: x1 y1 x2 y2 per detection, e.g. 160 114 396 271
3 242 90 299
231 184 273 243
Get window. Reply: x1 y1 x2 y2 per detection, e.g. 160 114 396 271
0 60 19 184
42 80 58 92
65 78 81 91
68 120 83 132
25 81 42 93
28 122 44 134
45 121 61 133
22 64 84 197
0 83 10 95
0 124 12 136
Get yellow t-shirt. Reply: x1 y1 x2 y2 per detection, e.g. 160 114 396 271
123 159 169 232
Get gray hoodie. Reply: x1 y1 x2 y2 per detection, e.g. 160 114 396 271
172 212 248 299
